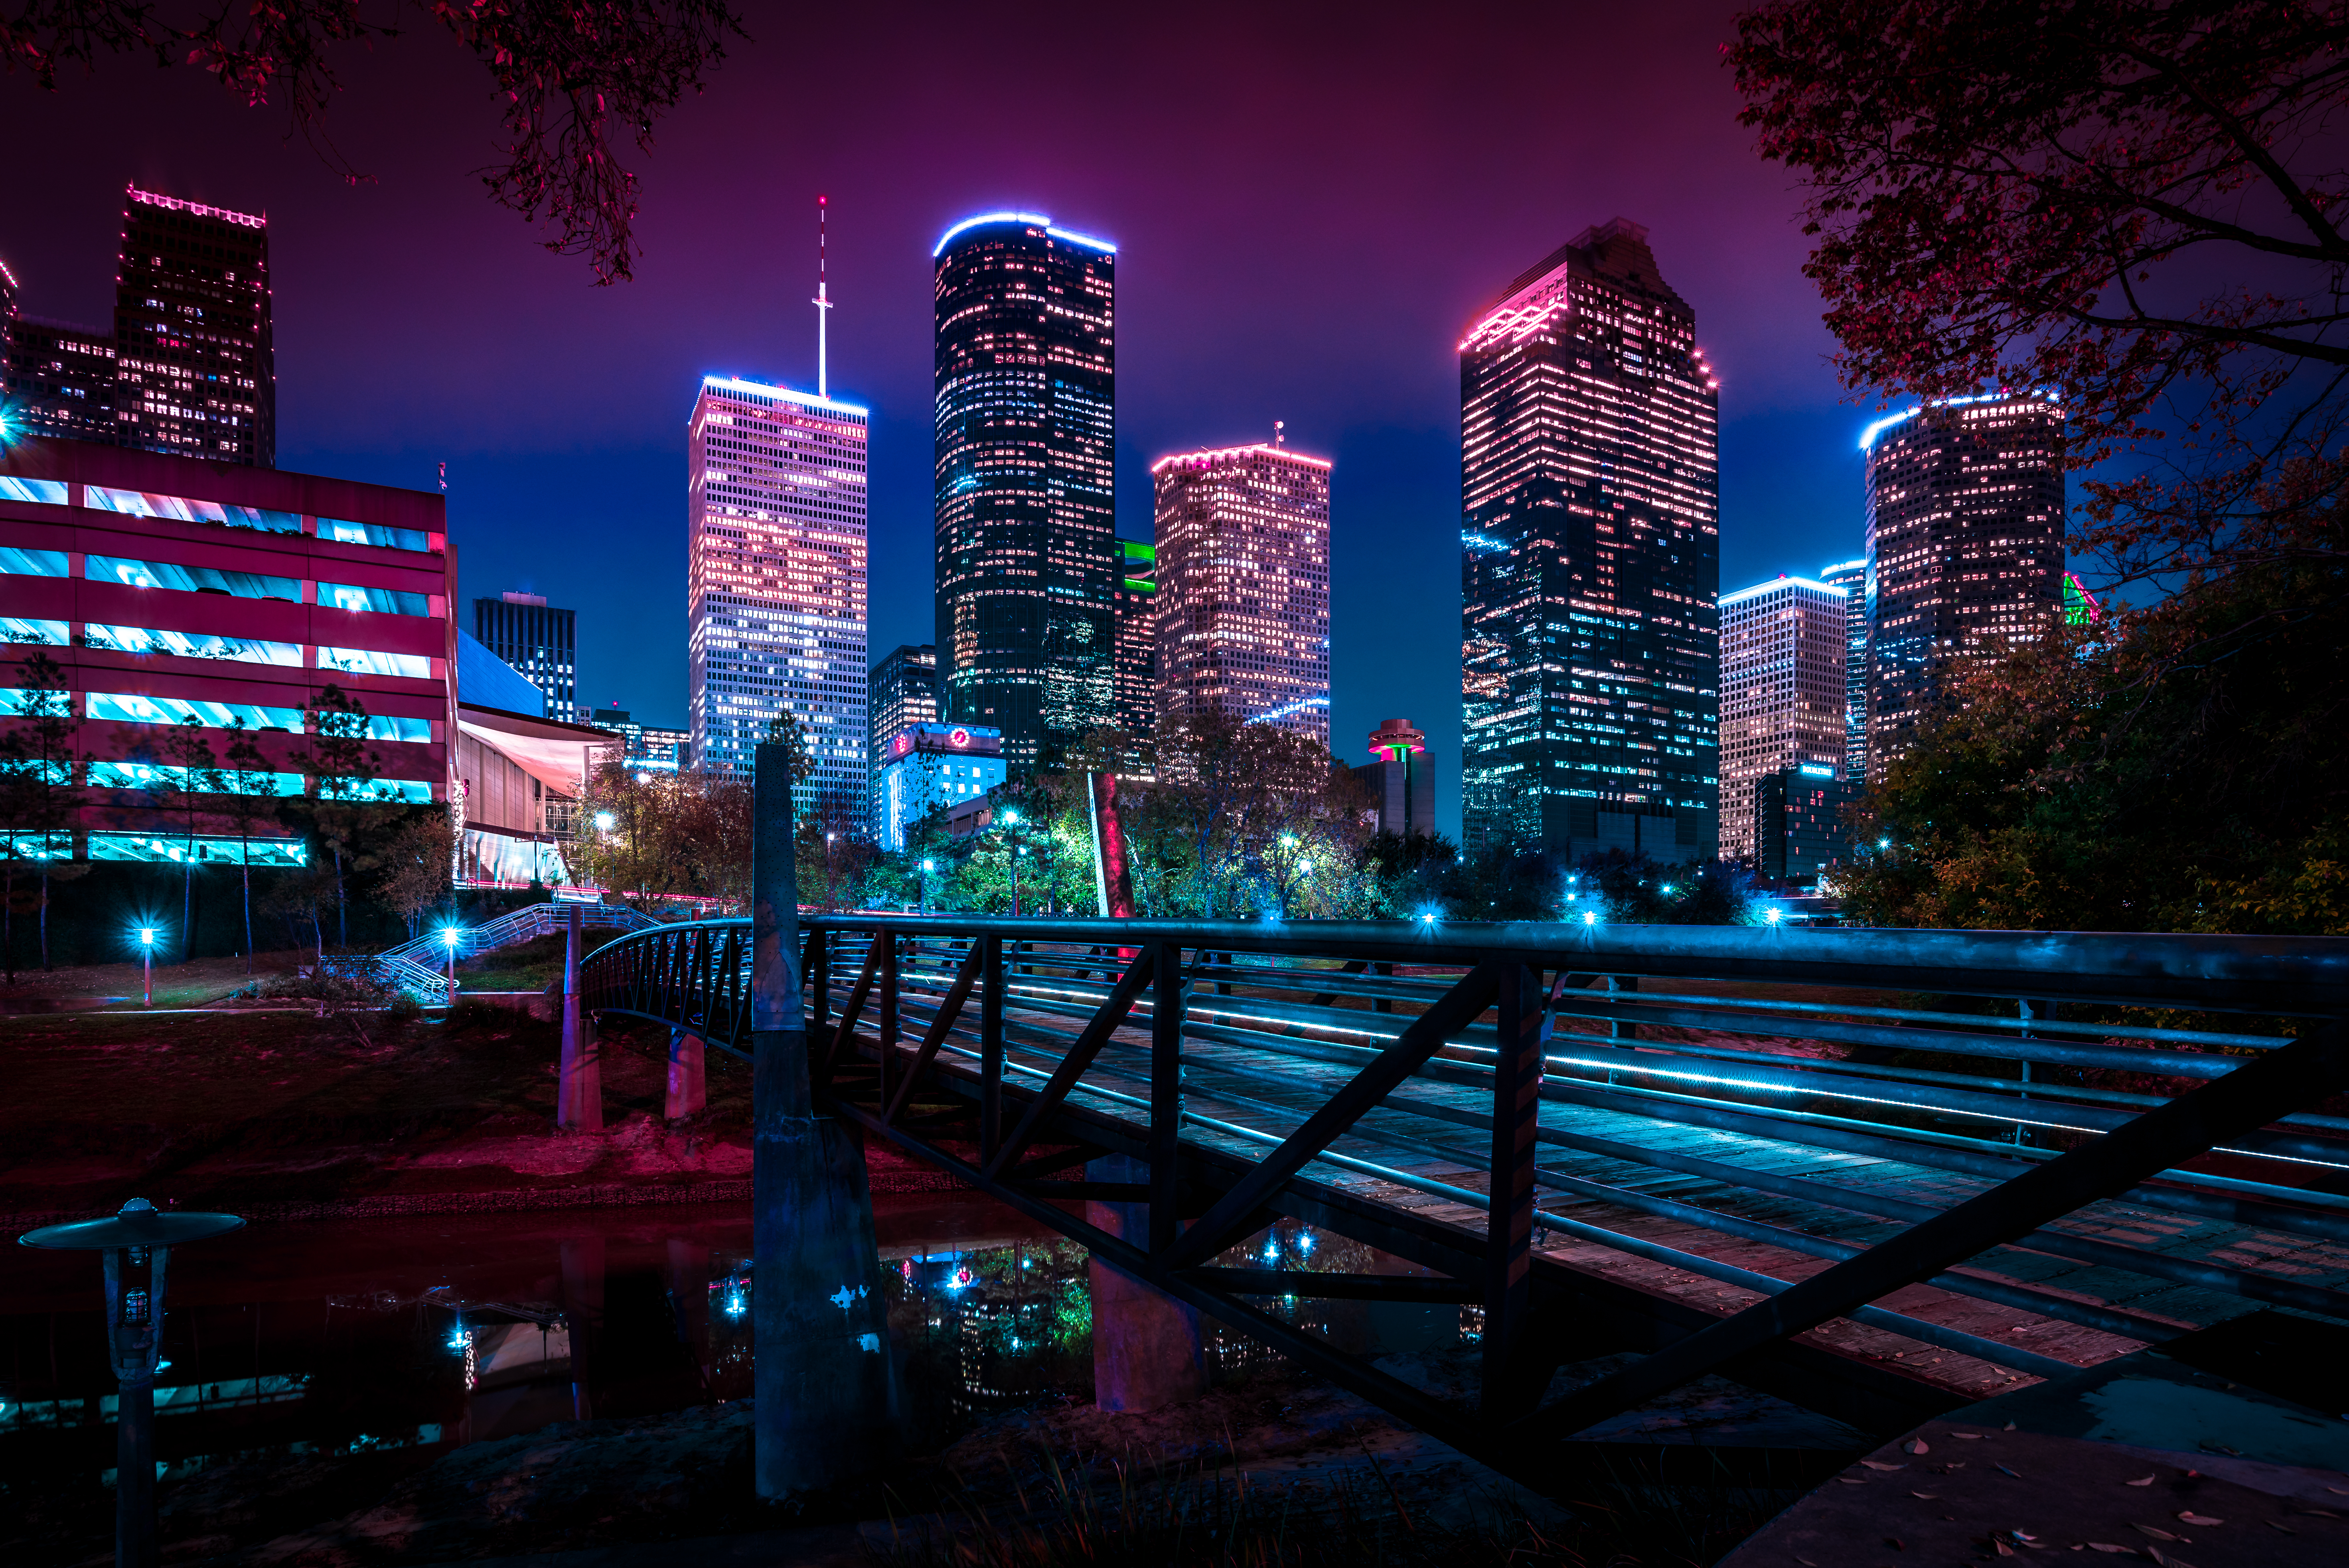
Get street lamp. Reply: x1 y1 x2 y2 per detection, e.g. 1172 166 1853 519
138 927 156 1007
920 858 935 915
20 1198 245 1568
440 925 462 1004
594 811 616 832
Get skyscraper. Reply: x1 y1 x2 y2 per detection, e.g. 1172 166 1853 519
1459 219 1721 861
2 254 117 445
1353 719 1436 839
1112 539 1159 741
1717 575 1848 865
474 592 577 717
932 212 1118 770
1151 440 1332 746
1818 557 1869 785
867 643 938 833
112 186 274 466
687 374 869 813
1863 394 2065 774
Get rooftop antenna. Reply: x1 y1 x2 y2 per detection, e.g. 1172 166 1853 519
813 196 832 401
1274 419 1285 449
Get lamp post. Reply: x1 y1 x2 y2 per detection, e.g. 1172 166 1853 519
920 858 934 915
441 925 462 1005
138 928 155 1007
20 1198 245 1568
999 810 1023 917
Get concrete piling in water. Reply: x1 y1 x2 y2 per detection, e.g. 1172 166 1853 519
665 1027 706 1120
1086 1152 1207 1411
750 740 896 1497
556 904 602 1132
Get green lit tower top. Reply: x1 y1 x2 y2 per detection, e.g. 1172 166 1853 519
932 212 1118 772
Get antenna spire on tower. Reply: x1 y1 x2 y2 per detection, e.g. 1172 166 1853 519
813 196 832 401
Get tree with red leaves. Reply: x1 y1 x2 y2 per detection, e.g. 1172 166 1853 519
3 1 744 283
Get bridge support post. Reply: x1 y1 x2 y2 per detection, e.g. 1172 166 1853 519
1086 1152 1206 1413
557 905 602 1132
665 1028 706 1120
750 741 895 1497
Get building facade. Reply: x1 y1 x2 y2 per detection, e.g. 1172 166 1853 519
1863 394 2065 774
932 212 1119 771
1352 718 1435 838
113 187 275 466
867 643 938 833
875 721 1006 852
1112 539 1158 741
1755 763 1848 886
473 592 576 718
686 374 869 816
1459 219 1721 861
2 284 118 445
1 437 450 868
1151 441 1332 746
1817 557 1869 786
1717 575 1848 865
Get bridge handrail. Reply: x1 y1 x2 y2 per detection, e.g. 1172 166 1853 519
379 900 663 966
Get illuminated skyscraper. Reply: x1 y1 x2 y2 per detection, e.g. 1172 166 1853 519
474 592 577 717
3 255 117 444
1151 440 1332 746
687 374 869 812
1862 395 2065 774
867 643 938 833
1459 219 1720 861
932 212 1118 770
1717 575 1847 865
1818 557 1869 784
1112 539 1158 740
112 186 274 466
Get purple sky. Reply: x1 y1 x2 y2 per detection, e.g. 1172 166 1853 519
4 2 1881 840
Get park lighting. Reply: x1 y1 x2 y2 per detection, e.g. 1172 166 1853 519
1660 884 1676 896
439 925 463 1001
1764 907 1784 925
138 927 156 1007
593 810 616 831
20 1198 245 1568
1581 909 1599 926
1001 809 1020 826
1878 837 1891 850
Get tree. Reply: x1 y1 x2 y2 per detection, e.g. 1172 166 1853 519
4 1 746 284
1731 0 2349 626
1152 709 1340 916
291 684 387 951
379 811 457 939
214 718 281 971
0 644 79 977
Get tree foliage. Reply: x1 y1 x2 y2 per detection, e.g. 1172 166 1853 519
2 0 745 283
568 760 750 908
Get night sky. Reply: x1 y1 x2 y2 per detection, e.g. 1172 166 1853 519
3 2 1881 841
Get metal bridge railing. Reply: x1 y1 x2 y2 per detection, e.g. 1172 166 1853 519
578 913 2349 1474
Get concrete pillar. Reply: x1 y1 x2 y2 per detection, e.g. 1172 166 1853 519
665 1027 707 1120
556 905 602 1132
750 740 896 1497
1086 1153 1206 1412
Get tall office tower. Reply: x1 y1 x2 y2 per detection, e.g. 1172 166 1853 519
1818 557 1869 785
1459 219 1721 861
932 212 1118 770
1112 539 1159 739
473 592 578 717
112 187 274 466
1717 575 1848 865
1151 441 1333 746
687 374 869 813
867 643 938 832
1353 718 1436 838
3 259 118 444
1863 393 2065 774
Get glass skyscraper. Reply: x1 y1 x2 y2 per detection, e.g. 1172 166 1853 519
867 642 938 833
1818 557 1869 784
1862 395 2065 775
474 592 578 717
1459 219 1720 861
932 212 1118 772
687 374 869 815
1716 575 1847 865
1151 441 1332 747
114 186 275 466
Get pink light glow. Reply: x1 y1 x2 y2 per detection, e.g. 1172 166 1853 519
125 184 265 230
1149 441 1332 474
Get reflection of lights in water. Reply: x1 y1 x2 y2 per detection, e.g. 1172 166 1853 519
902 1258 914 1280
954 1267 973 1288
724 1295 746 1317
1296 1230 1315 1254
1261 1240 1281 1262
445 1328 469 1351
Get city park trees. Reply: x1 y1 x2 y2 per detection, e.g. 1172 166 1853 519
1733 0 2349 932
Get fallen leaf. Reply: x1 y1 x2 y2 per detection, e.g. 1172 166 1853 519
2142 1549 2197 1568
1863 1460 1907 1471
1912 1491 1940 1499
2295 1509 2340 1519
2264 1521 2296 1534
2176 1514 2222 1527
2086 1544 2134 1554
1995 1542 2015 1557
2328 1487 2349 1495
1797 1559 1818 1567
2130 1526 2181 1542
2126 1475 2158 1487
1837 1477 1869 1485
1999 1464 2024 1478
1956 1432 1986 1440
1907 1438 1931 1454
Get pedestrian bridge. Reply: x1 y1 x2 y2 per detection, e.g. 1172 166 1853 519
578 913 2349 1482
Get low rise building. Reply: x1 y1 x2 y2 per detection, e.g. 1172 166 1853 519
1754 762 1847 887
875 722 1005 852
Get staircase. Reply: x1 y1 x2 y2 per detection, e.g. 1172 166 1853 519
327 901 666 1002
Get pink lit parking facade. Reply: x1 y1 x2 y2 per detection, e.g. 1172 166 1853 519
1 437 453 865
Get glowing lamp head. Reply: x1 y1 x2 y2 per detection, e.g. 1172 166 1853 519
1878 837 1891 850
1001 809 1020 825
1660 884 1676 896
1581 910 1599 926
593 810 616 831
138 927 155 947
922 859 935 872
441 926 462 949
1765 907 1784 925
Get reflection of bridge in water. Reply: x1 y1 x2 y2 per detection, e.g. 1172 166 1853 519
582 915 2349 1483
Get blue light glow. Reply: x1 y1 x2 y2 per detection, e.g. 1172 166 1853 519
932 211 1053 257
724 1294 746 1317
1046 225 1118 254
699 373 869 418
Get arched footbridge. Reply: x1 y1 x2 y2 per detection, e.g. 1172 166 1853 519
580 914 2349 1475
